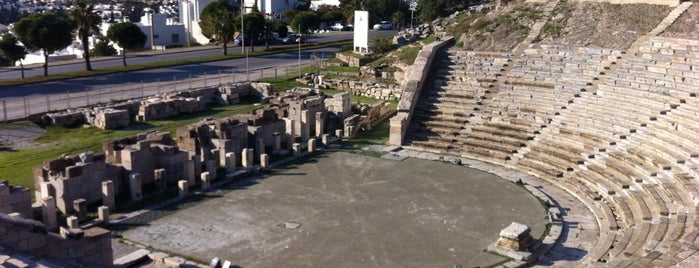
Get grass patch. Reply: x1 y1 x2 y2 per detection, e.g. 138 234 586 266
347 118 392 148
395 45 422 65
0 102 258 190
541 22 561 37
325 66 360 72
421 36 437 45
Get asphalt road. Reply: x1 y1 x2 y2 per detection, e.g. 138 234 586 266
0 30 395 81
0 46 339 99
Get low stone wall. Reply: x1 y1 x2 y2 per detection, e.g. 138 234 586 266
323 79 402 100
572 0 679 6
0 181 31 218
389 37 454 146
137 97 207 121
0 213 112 266
335 53 371 67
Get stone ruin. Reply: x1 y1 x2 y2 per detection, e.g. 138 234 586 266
33 152 120 214
487 222 536 262
0 180 32 218
393 24 433 46
33 131 193 214
323 79 402 100
40 82 276 130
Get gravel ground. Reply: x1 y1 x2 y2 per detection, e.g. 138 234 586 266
0 121 46 151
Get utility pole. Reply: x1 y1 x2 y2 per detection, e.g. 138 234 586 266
298 21 302 78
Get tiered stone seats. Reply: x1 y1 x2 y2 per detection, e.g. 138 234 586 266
406 49 510 162
406 36 699 265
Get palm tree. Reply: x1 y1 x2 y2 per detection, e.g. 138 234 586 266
70 0 101 71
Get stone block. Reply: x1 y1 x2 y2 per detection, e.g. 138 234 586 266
178 180 189 198
322 134 330 146
66 216 79 229
129 173 142 202
41 196 57 230
98 206 109 224
225 152 236 173
242 148 254 170
292 143 301 157
148 252 168 264
308 138 316 153
101 180 114 208
113 249 151 268
73 199 87 221
260 154 270 169
201 172 211 191
154 169 166 194
206 160 217 177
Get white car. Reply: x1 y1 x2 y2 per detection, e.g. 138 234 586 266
372 21 393 30
330 23 348 31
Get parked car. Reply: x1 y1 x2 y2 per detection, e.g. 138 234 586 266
330 22 352 31
234 35 263 46
372 21 393 30
282 33 307 44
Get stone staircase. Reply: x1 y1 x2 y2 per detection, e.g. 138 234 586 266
511 0 560 56
648 1 693 36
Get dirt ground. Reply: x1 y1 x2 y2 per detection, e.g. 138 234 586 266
121 152 546 268
454 0 674 51
662 4 699 39
0 121 45 151
539 1 672 49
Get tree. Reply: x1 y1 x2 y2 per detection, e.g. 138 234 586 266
69 0 101 71
107 22 146 66
392 11 405 30
365 0 408 25
243 12 265 52
290 11 320 34
0 34 28 79
199 0 236 55
282 9 298 24
13 13 73 76
90 38 117 57
267 19 288 38
317 5 345 24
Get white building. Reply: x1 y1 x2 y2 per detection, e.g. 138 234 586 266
137 12 186 49
310 0 340 10
179 0 216 46
244 0 296 18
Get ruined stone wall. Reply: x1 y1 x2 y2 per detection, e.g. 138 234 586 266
365 102 396 128
0 213 112 267
323 79 402 100
177 118 249 162
572 0 680 6
289 96 326 138
137 97 206 121
324 92 352 118
0 181 32 218
33 153 120 214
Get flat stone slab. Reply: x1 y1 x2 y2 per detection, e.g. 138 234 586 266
123 152 545 267
113 248 150 267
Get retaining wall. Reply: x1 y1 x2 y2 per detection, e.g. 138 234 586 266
388 37 454 146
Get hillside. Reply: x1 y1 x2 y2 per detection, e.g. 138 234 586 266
451 0 674 51
662 3 699 39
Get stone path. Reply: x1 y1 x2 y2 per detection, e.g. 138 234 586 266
649 2 694 36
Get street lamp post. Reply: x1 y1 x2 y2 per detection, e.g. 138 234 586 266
298 22 301 78
410 2 417 30
241 3 250 81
